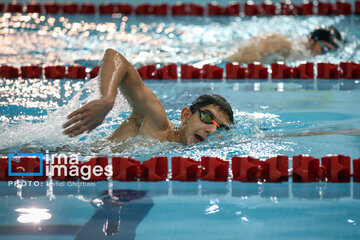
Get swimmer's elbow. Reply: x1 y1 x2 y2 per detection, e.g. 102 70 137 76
105 48 118 54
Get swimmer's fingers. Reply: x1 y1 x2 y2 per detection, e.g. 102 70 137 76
63 117 91 137
67 106 87 120
70 124 92 137
63 112 87 129
87 125 98 133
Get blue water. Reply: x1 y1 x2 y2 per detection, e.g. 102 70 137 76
1 3 360 240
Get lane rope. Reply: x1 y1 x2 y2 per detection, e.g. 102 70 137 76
0 1 359 16
1 62 359 80
1 154 359 182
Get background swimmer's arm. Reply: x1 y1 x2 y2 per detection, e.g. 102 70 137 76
228 33 292 63
63 48 168 137
265 128 360 139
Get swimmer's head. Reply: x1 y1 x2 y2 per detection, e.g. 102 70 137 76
189 94 234 124
308 26 343 55
179 94 234 144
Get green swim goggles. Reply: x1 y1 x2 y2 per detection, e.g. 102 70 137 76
196 108 230 131
319 41 331 54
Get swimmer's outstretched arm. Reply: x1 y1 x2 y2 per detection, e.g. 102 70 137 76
63 49 167 137
265 128 360 139
228 33 292 63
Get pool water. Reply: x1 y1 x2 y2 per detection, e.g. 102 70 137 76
1 1 360 239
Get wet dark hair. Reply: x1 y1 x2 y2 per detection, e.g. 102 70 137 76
189 94 234 124
310 26 342 48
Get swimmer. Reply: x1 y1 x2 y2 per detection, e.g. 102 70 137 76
63 48 359 144
228 26 343 64
63 48 234 144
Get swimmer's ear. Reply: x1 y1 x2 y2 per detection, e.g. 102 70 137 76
180 107 192 124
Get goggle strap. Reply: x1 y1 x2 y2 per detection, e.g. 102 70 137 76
212 120 220 127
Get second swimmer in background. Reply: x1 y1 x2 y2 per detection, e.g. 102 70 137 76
228 26 343 64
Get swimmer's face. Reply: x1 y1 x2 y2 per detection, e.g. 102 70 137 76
180 104 231 144
308 38 336 55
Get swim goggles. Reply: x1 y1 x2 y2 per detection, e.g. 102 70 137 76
319 41 331 54
196 108 230 131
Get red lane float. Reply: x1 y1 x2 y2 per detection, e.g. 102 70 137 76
135 3 153 15
181 64 203 79
0 3 4 12
67 66 86 79
171 3 187 15
354 158 360 182
189 3 205 16
0 157 47 181
0 157 16 181
247 63 268 79
336 0 352 15
51 157 78 181
112 156 168 181
7 2 22 13
232 156 288 182
203 64 223 79
280 1 313 16
18 157 47 181
318 1 336 15
280 2 296 15
261 2 276 16
139 157 168 181
271 63 293 79
45 66 66 79
63 3 78 14
226 63 247 79
356 0 360 14
226 3 241 16
156 64 177 80
90 65 100 79
200 157 229 181
154 3 168 16
322 155 350 182
99 3 115 14
302 1 314 15
293 155 322 182
112 157 140 181
208 2 225 16
80 157 108 181
317 63 341 79
0 66 19 78
244 2 261 16
340 62 360 79
80 3 96 14
27 2 42 13
137 65 157 80
21 66 42 79
293 62 314 79
44 2 62 14
232 156 262 182
262 156 289 182
171 157 202 181
116 3 133 14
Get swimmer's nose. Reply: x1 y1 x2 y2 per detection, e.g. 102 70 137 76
205 123 217 135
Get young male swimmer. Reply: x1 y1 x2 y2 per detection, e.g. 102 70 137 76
228 26 343 63
63 48 359 143
63 48 234 144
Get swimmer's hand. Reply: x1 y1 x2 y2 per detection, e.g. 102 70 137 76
63 98 114 137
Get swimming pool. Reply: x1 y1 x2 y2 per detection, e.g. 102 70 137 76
1 0 360 239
